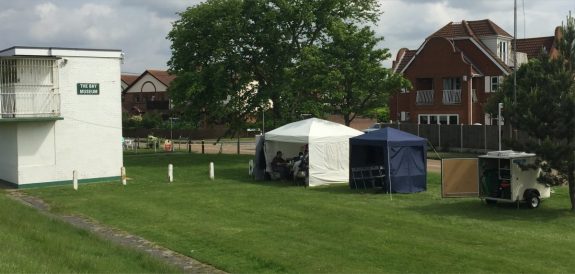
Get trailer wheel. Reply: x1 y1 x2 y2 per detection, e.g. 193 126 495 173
527 192 541 209
485 199 497 205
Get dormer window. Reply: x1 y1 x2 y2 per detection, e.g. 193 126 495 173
498 41 508 63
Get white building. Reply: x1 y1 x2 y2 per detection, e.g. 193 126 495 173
0 46 123 188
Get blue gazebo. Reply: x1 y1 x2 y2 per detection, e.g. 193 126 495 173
349 127 427 193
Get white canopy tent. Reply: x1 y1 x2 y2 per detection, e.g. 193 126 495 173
264 118 363 187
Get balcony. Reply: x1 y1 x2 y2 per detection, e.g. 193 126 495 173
1 92 61 119
442 89 461 105
416 90 434 105
0 57 60 120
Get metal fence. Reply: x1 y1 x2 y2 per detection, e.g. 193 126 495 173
384 123 533 152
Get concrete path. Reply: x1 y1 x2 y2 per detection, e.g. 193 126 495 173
428 159 442 173
6 190 226 274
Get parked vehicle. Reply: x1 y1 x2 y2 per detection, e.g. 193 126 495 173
363 123 382 133
441 150 551 209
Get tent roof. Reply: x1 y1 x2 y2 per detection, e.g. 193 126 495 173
350 127 427 146
265 118 362 143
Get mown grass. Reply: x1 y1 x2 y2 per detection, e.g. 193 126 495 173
0 190 179 273
27 153 575 273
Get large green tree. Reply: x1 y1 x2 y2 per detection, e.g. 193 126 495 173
488 12 575 210
296 22 408 125
167 0 393 133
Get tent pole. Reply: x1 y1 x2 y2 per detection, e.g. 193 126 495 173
387 144 392 200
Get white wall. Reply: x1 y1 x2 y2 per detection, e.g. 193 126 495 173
124 74 167 93
17 55 123 185
0 123 18 184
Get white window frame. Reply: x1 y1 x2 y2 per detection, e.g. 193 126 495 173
418 114 459 125
491 76 499 92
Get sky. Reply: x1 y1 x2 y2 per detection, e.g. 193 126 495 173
0 0 572 74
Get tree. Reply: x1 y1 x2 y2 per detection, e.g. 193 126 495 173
296 22 409 125
166 0 383 133
488 12 575 210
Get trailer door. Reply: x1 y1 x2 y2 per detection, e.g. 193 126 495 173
441 158 479 197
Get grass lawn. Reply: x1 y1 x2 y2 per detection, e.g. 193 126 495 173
0 190 178 273
26 153 575 273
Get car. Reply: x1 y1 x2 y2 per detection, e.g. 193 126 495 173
363 123 382 133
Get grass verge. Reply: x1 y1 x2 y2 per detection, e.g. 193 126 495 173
0 191 178 273
26 153 575 273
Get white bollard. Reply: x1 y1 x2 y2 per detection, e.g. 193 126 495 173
249 159 254 175
121 166 127 185
209 162 215 180
73 170 78 190
168 164 173 183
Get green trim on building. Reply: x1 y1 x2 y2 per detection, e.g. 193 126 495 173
0 176 120 189
0 117 63 123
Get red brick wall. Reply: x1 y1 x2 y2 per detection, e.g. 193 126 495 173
391 37 506 125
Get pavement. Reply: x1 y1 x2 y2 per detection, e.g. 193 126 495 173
428 159 441 173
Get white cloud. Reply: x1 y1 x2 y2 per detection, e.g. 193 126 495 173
0 0 572 73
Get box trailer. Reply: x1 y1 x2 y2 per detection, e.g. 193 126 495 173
442 150 551 208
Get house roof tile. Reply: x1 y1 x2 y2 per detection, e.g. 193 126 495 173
516 36 555 59
121 74 138 86
146 70 176 87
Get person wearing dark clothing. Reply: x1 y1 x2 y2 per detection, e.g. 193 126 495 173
271 151 289 179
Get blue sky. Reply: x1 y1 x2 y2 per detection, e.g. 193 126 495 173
0 0 572 73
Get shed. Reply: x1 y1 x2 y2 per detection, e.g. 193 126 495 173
264 118 362 187
0 46 123 188
349 127 427 193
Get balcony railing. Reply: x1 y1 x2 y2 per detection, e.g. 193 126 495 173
0 92 61 118
443 89 461 105
416 90 434 105
0 57 60 119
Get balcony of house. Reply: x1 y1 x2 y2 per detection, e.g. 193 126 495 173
416 90 434 105
0 58 61 122
442 89 461 105
415 77 434 105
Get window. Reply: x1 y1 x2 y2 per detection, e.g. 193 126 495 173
439 115 448 125
135 95 141 103
491 77 499 92
419 115 428 124
449 115 458 125
498 41 508 63
419 114 459 125
443 78 461 90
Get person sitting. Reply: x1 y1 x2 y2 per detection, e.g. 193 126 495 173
271 151 289 179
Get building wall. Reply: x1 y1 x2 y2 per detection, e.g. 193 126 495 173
392 37 507 125
0 123 18 184
123 74 169 114
392 37 474 124
17 55 123 185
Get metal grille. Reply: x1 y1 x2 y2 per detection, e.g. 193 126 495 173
442 89 461 105
416 90 434 105
0 58 60 118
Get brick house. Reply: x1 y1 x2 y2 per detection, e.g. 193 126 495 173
122 70 175 115
391 19 558 125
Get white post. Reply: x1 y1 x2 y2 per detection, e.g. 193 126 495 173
249 159 254 175
73 170 78 190
121 166 127 185
168 164 173 183
498 102 503 151
209 162 215 180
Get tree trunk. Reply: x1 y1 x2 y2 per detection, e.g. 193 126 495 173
570 159 575 211
343 113 351 126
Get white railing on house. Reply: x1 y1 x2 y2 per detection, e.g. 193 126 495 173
0 58 60 119
416 90 434 105
0 92 61 118
442 89 461 105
